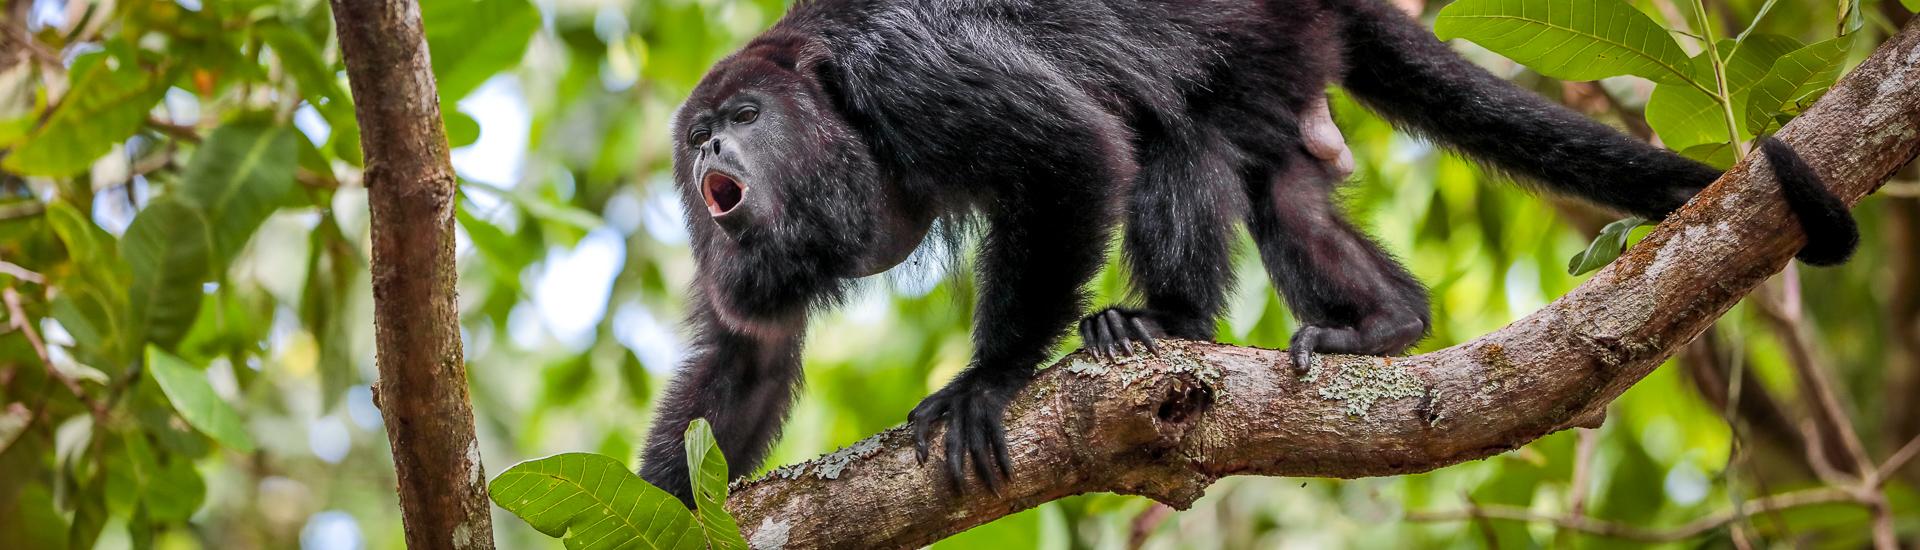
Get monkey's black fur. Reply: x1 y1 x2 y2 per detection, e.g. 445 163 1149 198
639 0 1859 504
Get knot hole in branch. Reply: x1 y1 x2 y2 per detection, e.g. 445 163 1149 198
1156 382 1213 424
1151 377 1215 434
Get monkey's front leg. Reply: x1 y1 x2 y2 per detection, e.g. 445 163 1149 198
909 187 1115 494
638 297 804 506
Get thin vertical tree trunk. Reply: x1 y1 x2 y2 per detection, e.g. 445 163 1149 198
330 2 495 548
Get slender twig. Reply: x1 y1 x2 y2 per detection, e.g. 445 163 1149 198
1554 427 1602 547
1800 420 1854 485
0 259 44 284
1758 272 1899 549
1567 429 1598 519
1 287 105 421
1756 275 1874 476
0 201 43 221
1870 433 1920 486
1461 493 1503 550
146 117 203 144
1408 489 1856 543
1127 503 1175 549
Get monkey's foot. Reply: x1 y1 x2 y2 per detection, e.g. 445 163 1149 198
1287 322 1424 375
1078 307 1163 360
908 368 1029 494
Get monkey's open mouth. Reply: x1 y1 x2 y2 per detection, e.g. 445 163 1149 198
702 171 746 216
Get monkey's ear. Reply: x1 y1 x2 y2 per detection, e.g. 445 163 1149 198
791 41 847 107
790 39 833 76
746 31 823 71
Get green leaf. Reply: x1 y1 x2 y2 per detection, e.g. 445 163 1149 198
103 430 206 522
421 0 539 101
177 120 300 265
2 51 169 176
489 453 705 550
65 475 106 550
257 21 349 106
1743 35 1853 135
0 485 69 550
1592 435 1667 523
685 419 748 550
122 198 212 350
302 221 362 412
446 110 481 148
146 347 256 453
0 113 33 147
1645 35 1801 151
456 204 536 295
540 354 595 408
1678 141 1736 170
331 122 364 167
1567 217 1648 275
46 204 133 357
1434 0 1699 85
1906 0 1920 13
1839 0 1865 35
464 180 603 232
619 351 653 409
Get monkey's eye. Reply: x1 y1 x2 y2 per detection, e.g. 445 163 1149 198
688 128 711 146
731 106 759 124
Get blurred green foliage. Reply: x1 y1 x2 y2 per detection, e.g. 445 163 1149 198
0 0 1914 548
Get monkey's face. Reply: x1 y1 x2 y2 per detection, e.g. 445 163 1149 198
671 56 920 327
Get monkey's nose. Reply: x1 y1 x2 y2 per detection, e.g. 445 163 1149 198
702 136 724 157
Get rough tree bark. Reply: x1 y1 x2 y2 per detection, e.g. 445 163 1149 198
724 21 1920 549
331 2 495 549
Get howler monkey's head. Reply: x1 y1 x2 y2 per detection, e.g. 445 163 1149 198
670 44 931 330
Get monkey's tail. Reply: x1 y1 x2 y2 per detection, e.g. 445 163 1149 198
1331 0 1857 265
1759 137 1858 265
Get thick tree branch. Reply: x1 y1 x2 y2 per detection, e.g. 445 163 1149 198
330 1 494 548
724 20 1920 549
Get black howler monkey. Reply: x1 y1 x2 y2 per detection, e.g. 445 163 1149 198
638 0 1859 503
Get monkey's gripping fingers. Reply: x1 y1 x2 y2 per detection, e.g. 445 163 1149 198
908 369 1026 494
1078 307 1163 360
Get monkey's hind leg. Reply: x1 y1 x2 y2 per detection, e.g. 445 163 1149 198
1245 152 1430 373
1081 134 1239 358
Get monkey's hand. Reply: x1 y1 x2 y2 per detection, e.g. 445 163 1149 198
908 367 1031 494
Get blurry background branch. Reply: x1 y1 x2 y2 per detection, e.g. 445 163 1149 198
723 20 1920 549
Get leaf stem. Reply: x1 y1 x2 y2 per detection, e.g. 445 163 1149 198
1733 0 1782 45
1692 0 1750 156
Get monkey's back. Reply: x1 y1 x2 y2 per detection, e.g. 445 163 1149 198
775 0 1346 172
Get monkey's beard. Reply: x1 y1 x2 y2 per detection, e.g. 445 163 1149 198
687 172 873 337
697 239 850 338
